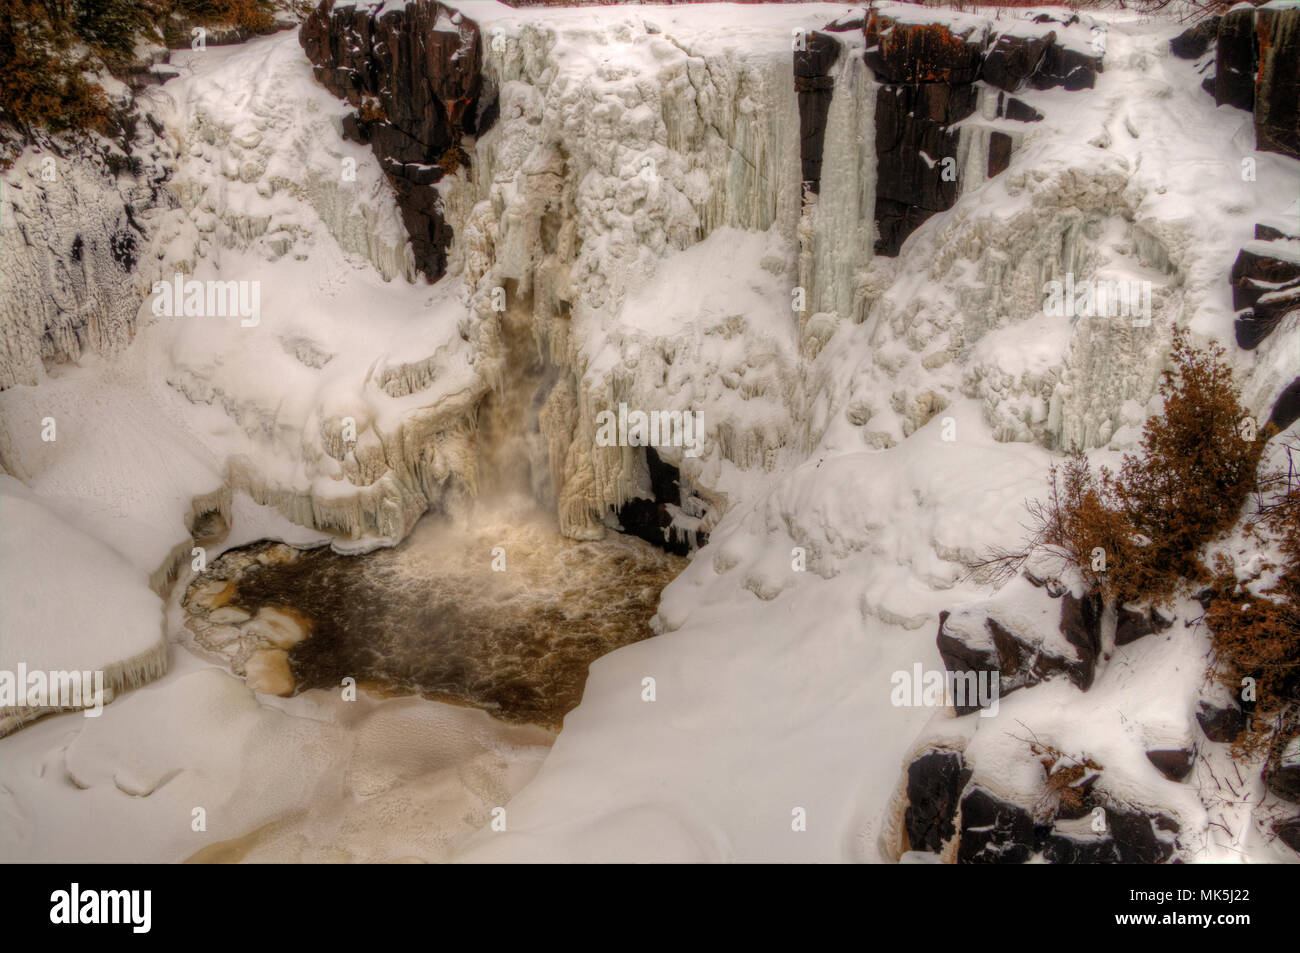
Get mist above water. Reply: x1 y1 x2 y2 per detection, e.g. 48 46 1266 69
183 300 686 728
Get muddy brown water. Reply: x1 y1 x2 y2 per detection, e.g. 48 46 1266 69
181 499 685 730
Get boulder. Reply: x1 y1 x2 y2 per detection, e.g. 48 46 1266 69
1269 377 1300 434
1046 806 1178 863
1106 805 1178 863
1041 831 1121 863
1264 718 1300 803
1029 41 1102 91
1058 589 1103 682
904 750 971 852
1230 234 1300 350
1170 16 1221 60
823 12 865 34
936 579 1097 715
983 30 1054 92
1115 604 1175 646
1274 815 1300 853
957 787 1041 863
1146 747 1196 782
1196 700 1248 743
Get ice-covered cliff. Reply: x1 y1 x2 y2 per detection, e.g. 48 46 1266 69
0 1 1297 863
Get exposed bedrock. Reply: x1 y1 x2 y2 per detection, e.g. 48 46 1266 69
794 31 842 193
894 747 1180 863
613 447 709 557
300 0 495 280
904 749 971 853
1256 4 1300 159
935 575 1104 713
1231 225 1300 350
1184 4 1300 159
1169 15 1221 61
861 11 1095 255
1270 377 1300 434
1266 710 1300 803
1216 6 1258 113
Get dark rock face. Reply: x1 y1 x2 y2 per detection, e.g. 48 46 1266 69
1197 700 1248 744
1105 806 1177 863
1042 832 1122 863
613 447 707 556
865 14 980 256
1030 40 1102 91
1230 228 1300 351
1058 590 1102 684
936 591 1096 715
874 199 940 259
998 93 1044 123
1254 5 1300 159
953 786 1178 863
982 31 1054 92
1146 747 1195 783
1265 716 1300 803
300 0 493 280
904 750 970 852
1115 604 1174 646
865 15 986 84
794 32 842 192
1270 377 1300 434
987 131 1013 179
1274 816 1300 853
874 82 972 210
860 13 1093 256
1215 7 1257 112
1199 7 1299 159
957 787 1040 863
1170 16 1221 60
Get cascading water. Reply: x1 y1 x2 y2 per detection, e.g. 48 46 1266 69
181 284 686 729
178 9 884 733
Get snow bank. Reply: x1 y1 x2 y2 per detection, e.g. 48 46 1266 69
0 477 166 733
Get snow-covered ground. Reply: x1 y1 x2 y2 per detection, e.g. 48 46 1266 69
0 2 1297 862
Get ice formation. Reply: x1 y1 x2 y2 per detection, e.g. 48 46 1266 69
0 2 1297 863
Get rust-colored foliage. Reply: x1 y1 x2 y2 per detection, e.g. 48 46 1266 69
1032 742 1103 816
0 0 115 142
985 331 1266 608
1204 446 1300 751
0 1 275 155
359 96 387 124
